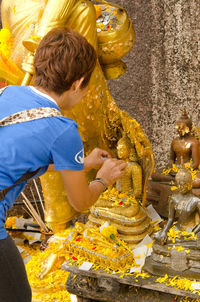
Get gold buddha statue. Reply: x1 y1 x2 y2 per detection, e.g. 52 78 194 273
170 109 200 186
115 135 142 199
86 135 153 249
1 0 153 233
144 165 200 279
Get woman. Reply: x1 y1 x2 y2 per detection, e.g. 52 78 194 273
0 27 127 302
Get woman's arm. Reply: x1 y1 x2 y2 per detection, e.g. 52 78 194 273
48 148 111 172
60 158 127 212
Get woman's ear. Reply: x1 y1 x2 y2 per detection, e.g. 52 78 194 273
72 77 85 92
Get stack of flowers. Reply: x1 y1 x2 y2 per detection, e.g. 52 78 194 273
26 228 73 302
167 226 197 244
48 222 135 272
156 274 200 300
162 161 199 183
24 223 135 301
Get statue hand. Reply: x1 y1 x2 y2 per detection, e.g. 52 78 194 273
153 230 167 245
84 148 112 171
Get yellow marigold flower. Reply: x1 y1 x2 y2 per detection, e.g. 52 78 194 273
135 272 150 279
167 226 181 242
156 274 169 283
100 225 117 238
162 167 172 175
171 186 178 191
173 246 185 252
5 216 17 229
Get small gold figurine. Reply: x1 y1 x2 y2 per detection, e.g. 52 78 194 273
115 135 142 199
86 135 152 249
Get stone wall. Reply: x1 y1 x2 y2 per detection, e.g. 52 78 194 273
108 0 200 168
0 0 199 167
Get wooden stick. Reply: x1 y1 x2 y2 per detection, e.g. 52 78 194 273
33 179 45 214
23 198 47 232
21 192 49 233
30 187 41 217
23 198 48 233
22 206 33 219
22 198 40 224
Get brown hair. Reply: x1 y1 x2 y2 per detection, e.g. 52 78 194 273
34 27 97 95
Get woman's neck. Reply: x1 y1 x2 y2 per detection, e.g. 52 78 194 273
34 86 61 107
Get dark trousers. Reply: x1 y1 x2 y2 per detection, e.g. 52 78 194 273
0 235 32 302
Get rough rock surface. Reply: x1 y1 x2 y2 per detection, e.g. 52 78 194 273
108 0 200 168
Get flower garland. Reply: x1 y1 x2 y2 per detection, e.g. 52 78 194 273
167 226 197 244
162 162 199 181
156 274 200 298
102 187 138 207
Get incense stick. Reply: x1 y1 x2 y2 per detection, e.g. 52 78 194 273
33 179 45 214
21 192 49 233
22 206 33 219
30 187 41 217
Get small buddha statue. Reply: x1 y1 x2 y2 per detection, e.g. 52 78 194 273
169 108 200 187
87 135 153 249
115 135 142 199
144 165 200 279
153 109 200 183
148 109 200 217
154 165 200 244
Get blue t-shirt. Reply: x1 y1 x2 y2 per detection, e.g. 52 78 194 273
0 85 84 239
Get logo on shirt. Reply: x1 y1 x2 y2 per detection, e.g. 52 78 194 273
75 149 84 164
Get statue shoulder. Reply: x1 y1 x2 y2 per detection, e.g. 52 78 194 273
169 194 178 204
171 137 179 145
190 136 199 146
193 194 200 203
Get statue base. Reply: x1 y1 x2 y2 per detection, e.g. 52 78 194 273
144 256 200 280
144 240 200 280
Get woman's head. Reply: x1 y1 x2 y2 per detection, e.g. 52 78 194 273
34 27 97 96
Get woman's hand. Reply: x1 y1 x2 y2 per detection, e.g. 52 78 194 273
96 158 127 187
60 157 127 212
84 148 112 171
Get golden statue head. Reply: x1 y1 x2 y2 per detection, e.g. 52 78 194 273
117 135 138 161
117 136 131 160
175 164 193 194
175 108 192 137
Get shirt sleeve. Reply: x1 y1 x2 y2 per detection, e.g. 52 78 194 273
50 124 84 171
